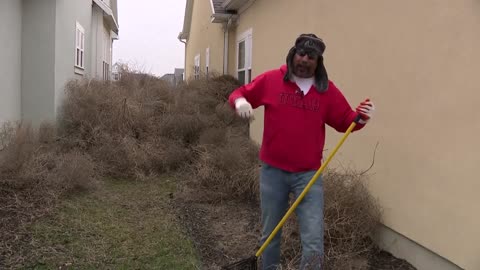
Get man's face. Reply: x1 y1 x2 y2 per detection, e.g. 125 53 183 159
292 49 318 78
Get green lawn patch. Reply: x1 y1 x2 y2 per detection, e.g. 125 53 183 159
26 178 200 270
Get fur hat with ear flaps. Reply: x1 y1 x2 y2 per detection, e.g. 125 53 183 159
283 34 329 92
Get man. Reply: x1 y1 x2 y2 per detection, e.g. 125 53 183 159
228 34 375 269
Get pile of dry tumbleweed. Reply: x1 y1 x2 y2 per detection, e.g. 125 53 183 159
0 71 384 269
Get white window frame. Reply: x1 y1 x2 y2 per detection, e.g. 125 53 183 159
206 47 210 77
236 28 253 85
194 54 200 80
75 22 85 71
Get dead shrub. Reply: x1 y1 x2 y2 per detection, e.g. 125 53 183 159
178 87 219 116
186 73 240 103
87 133 134 179
0 122 16 150
38 122 57 144
323 170 381 268
0 122 36 175
56 72 245 181
49 152 97 193
17 148 57 186
14 149 97 195
280 169 382 270
127 136 192 177
63 80 128 138
0 69 385 269
0 122 97 195
117 66 170 92
1 71 247 268
208 74 242 102
192 132 260 201
89 133 191 180
173 74 240 115
198 127 227 145
0 122 99 268
158 114 207 144
59 78 173 144
215 103 237 126
151 137 192 172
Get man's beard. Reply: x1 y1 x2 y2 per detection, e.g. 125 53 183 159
293 63 315 78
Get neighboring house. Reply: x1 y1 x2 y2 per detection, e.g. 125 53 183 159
161 68 185 87
178 1 480 270
112 63 122 81
174 68 185 86
0 0 119 125
160 73 175 86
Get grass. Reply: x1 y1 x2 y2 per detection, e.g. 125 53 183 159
25 177 200 270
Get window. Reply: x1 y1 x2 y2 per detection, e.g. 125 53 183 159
237 29 252 85
206 47 210 78
194 54 200 80
75 22 85 70
103 62 110 80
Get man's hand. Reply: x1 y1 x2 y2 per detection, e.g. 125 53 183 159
235 98 253 118
356 98 375 124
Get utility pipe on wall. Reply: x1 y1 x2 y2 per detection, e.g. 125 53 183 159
223 16 234 75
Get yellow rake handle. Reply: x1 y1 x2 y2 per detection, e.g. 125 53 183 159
255 117 360 258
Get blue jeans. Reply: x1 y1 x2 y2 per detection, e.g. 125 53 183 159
260 163 324 270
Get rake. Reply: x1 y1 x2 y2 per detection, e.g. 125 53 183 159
222 115 362 270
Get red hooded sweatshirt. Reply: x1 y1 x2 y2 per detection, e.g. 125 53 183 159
229 65 364 173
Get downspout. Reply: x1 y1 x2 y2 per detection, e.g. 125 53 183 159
178 36 187 80
223 16 233 75
223 26 228 75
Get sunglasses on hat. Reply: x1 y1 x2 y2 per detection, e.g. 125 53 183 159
296 49 318 60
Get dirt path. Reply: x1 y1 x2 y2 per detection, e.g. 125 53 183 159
174 185 261 269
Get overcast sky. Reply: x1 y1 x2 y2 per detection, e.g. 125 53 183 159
112 0 186 76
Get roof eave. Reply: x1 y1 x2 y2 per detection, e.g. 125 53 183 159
92 0 119 34
210 13 235 23
179 0 194 41
222 0 250 10
178 31 189 40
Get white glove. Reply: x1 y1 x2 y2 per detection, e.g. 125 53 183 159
234 98 253 118
355 98 375 124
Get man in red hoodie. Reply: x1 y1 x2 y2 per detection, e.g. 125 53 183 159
228 34 375 270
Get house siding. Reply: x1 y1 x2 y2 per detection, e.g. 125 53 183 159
185 0 224 79
21 0 57 124
91 6 113 80
90 5 103 78
54 0 93 117
0 0 22 124
236 1 480 269
185 0 480 269
0 0 118 126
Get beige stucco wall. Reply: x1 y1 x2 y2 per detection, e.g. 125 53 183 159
184 1 225 79
228 0 480 269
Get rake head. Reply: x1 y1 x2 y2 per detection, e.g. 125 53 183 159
222 256 257 270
